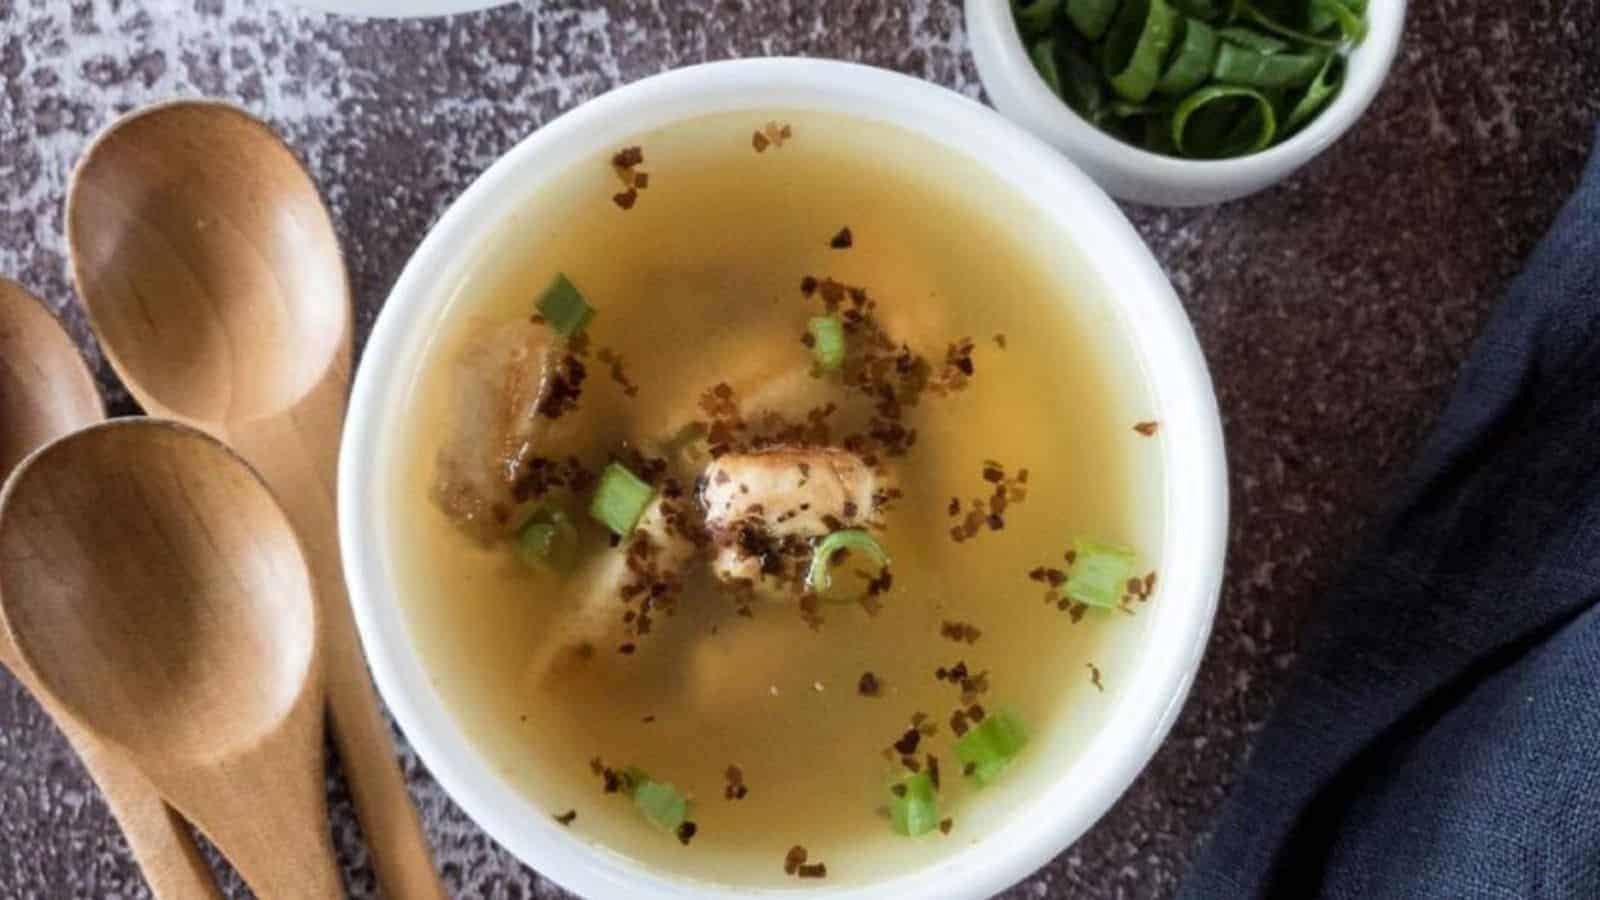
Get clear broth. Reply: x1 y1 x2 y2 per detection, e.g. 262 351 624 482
386 109 1163 888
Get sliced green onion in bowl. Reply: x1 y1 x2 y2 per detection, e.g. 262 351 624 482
806 529 889 595
1012 0 1062 37
1171 84 1277 159
1058 38 1108 121
623 768 691 832
1012 0 1365 159
1212 42 1325 89
1155 17 1219 96
1065 0 1119 41
955 710 1029 785
1063 538 1138 609
514 504 579 572
1215 24 1290 54
1234 0 1344 48
536 273 596 337
589 462 655 537
888 771 940 836
807 315 847 372
1309 0 1366 41
1029 37 1064 96
1103 0 1180 103
1285 52 1345 132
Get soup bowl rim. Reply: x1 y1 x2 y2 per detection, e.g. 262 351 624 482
340 56 1228 900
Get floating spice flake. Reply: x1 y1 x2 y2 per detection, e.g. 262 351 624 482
610 145 648 210
951 461 1029 543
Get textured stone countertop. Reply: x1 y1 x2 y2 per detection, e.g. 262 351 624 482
2 1 1597 897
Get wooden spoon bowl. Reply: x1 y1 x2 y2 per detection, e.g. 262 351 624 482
68 100 347 425
0 279 102 478
0 419 340 898
0 420 315 759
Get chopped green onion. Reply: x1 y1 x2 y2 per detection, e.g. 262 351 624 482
888 771 940 836
1058 38 1108 121
1216 25 1290 54
1065 0 1119 41
536 273 596 337
1029 37 1064 96
1110 100 1161 118
1308 0 1365 43
589 462 655 537
1233 0 1344 48
807 316 847 372
625 769 691 832
1103 0 1180 103
1285 53 1345 132
1012 0 1363 157
1211 43 1324 89
1169 0 1223 16
806 529 890 595
1155 17 1219 96
1171 84 1278 159
514 504 579 572
1012 0 1061 37
955 710 1029 785
1063 538 1139 609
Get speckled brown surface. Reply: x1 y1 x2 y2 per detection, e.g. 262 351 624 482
1 1 1597 897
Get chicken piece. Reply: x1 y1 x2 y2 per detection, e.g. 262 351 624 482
699 447 881 595
524 494 702 683
431 319 559 541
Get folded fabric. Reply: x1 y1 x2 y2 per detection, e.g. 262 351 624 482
1180 125 1600 900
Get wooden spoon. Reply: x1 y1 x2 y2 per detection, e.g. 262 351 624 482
67 101 444 899
0 279 102 476
0 278 218 900
0 419 341 899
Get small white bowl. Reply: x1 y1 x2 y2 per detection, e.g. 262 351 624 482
967 0 1406 206
340 59 1227 899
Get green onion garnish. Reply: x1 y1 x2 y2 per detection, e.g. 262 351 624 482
888 771 940 836
1308 0 1366 41
1013 0 1363 158
514 504 579 572
536 273 596 337
1029 37 1063 96
589 462 655 537
1013 0 1062 37
1103 0 1179 103
807 316 847 372
806 529 890 595
1063 538 1138 609
1216 24 1289 53
620 767 691 831
1065 0 1119 41
1154 17 1218 96
1172 84 1277 158
1285 53 1345 132
1211 42 1324 89
1233 0 1344 48
955 710 1030 785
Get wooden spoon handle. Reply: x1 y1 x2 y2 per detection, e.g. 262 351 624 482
70 732 222 900
0 643 219 900
165 685 344 900
235 405 445 900
324 632 447 898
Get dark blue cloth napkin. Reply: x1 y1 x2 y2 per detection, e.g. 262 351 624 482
1180 128 1600 900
